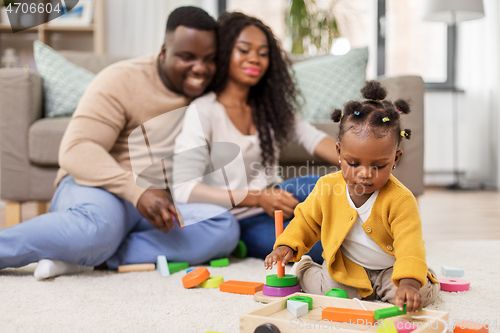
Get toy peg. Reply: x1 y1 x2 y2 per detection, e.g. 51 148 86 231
117 263 155 273
274 210 285 278
210 258 229 267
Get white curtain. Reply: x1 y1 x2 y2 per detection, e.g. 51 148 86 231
106 0 218 57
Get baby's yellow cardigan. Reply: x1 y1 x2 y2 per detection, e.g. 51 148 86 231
275 171 438 298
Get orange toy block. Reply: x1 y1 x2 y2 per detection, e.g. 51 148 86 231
322 307 376 326
454 320 489 333
219 280 264 295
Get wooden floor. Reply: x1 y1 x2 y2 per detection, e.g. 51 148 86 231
0 188 499 241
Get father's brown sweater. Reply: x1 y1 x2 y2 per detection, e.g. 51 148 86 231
55 55 190 206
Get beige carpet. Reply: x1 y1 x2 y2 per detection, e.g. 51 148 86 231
0 240 499 333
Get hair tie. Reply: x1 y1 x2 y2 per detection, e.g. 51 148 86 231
339 114 344 120
354 111 360 116
382 117 390 122
372 99 378 102
397 109 403 114
401 130 407 137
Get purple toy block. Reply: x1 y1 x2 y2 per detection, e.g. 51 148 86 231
262 284 301 297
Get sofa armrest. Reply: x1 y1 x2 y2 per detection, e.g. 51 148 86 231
378 75 424 196
0 68 44 201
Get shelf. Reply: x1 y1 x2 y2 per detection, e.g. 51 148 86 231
0 23 95 33
0 0 105 53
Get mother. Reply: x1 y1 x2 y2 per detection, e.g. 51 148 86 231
172 12 338 262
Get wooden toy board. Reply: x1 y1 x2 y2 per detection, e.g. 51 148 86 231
240 293 449 333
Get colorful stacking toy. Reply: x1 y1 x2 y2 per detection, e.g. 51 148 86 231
262 210 301 297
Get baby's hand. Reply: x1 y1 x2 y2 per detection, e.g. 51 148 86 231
264 246 294 270
395 278 422 314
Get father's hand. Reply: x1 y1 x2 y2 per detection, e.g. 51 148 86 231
137 189 180 233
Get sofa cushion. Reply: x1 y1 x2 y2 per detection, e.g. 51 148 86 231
29 117 71 166
293 47 368 121
279 121 339 164
34 41 95 118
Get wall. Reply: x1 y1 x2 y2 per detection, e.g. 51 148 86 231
424 0 499 189
105 0 218 57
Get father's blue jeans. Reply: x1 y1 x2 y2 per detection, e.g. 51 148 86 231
0 176 239 270
239 175 324 264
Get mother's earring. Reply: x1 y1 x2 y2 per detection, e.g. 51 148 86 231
392 165 396 170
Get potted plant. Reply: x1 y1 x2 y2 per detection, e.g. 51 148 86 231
285 0 347 55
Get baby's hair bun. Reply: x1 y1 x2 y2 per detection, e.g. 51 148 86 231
394 99 411 115
361 80 387 101
402 128 412 140
344 101 363 117
331 109 343 123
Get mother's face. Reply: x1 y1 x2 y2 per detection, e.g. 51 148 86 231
228 25 269 87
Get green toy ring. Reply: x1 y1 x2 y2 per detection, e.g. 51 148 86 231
288 295 313 310
231 240 248 258
325 288 348 298
266 274 298 288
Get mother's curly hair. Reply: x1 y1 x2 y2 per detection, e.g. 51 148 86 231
214 12 299 167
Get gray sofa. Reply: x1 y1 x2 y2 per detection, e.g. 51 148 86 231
0 51 424 227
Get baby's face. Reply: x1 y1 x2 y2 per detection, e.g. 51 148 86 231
336 130 402 202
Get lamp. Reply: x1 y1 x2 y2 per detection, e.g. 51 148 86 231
422 0 484 189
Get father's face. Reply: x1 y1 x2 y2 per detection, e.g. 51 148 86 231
159 26 217 98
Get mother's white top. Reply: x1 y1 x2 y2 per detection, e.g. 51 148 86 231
171 92 327 205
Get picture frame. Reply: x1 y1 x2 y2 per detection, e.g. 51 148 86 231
48 0 94 26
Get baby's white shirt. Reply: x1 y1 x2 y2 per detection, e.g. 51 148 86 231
340 187 396 270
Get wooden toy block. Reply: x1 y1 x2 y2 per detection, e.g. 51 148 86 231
117 263 155 273
266 274 297 287
199 275 224 288
439 278 470 292
288 295 313 310
156 255 169 277
168 262 189 274
241 293 449 333
186 268 195 273
322 306 376 326
441 265 464 277
454 320 489 333
263 284 301 297
326 288 348 298
376 320 398 333
210 258 229 267
219 280 264 295
274 210 285 278
232 240 248 258
182 267 210 288
394 321 418 333
287 300 308 317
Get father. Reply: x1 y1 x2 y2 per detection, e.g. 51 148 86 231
0 6 239 279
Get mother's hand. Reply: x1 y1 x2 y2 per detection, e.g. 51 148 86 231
257 188 299 220
137 189 180 233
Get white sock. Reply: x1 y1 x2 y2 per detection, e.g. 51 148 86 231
34 259 94 281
